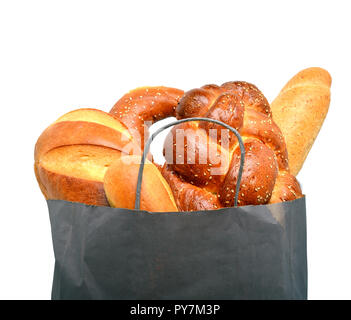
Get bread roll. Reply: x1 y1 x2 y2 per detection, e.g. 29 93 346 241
104 155 178 212
35 108 138 206
271 67 332 175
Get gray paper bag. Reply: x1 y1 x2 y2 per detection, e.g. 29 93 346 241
46 118 308 300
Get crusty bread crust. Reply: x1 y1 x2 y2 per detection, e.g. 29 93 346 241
104 155 178 212
110 87 184 147
163 81 302 209
34 109 135 206
271 67 332 175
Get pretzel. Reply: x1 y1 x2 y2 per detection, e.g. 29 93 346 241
110 86 184 147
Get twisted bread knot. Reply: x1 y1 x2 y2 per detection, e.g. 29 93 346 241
110 87 184 148
162 81 302 210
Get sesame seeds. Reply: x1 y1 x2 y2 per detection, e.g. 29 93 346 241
113 85 295 208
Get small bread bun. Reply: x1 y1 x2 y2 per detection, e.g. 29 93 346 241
104 155 178 212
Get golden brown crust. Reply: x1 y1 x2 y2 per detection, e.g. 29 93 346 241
176 87 218 119
219 139 278 206
163 121 230 191
199 93 244 147
37 163 110 206
279 67 331 92
221 81 272 117
241 109 289 170
269 171 303 204
34 163 49 199
161 164 221 211
104 156 178 212
162 81 302 210
34 109 136 206
34 70 316 211
110 86 184 147
35 120 135 163
270 67 331 175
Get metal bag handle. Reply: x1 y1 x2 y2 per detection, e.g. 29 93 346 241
135 117 245 210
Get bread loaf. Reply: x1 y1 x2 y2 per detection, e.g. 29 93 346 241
34 108 137 206
270 67 332 175
104 155 178 212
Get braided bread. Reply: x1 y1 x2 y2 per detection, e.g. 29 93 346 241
162 82 302 210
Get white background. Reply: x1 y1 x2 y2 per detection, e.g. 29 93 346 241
0 0 350 300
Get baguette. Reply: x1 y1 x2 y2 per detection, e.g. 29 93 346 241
270 67 332 175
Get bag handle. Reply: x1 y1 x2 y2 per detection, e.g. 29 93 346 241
135 117 246 210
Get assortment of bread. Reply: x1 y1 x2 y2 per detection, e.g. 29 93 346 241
34 68 331 211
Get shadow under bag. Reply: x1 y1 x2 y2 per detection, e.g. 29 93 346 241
47 118 308 300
